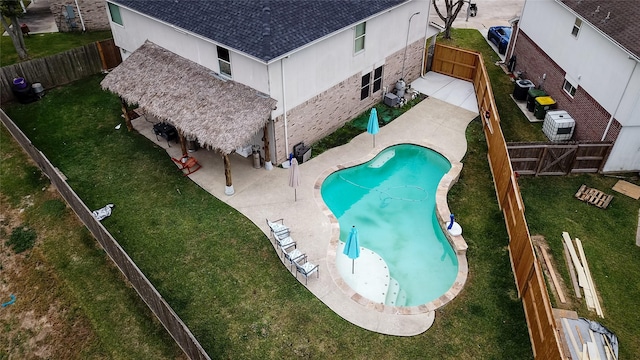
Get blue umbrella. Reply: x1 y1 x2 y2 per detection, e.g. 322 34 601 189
343 226 360 274
367 108 379 147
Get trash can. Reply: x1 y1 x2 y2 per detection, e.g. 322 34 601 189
252 148 261 168
526 88 547 112
534 96 556 120
513 79 535 101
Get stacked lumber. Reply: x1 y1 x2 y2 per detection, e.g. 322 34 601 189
562 232 604 318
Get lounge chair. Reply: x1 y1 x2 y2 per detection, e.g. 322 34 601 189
266 218 289 242
282 246 304 271
293 255 319 285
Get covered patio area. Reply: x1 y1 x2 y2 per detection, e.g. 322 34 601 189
101 40 277 195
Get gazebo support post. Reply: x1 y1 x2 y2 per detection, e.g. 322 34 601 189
223 153 234 195
120 98 133 131
177 130 188 156
263 122 272 170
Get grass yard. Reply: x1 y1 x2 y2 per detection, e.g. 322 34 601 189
0 30 113 66
0 125 184 358
3 73 531 358
1 28 638 359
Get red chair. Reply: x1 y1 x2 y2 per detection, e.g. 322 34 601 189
171 155 202 176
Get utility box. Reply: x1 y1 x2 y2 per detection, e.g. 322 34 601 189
384 92 399 107
293 142 311 164
513 79 534 101
543 110 575 141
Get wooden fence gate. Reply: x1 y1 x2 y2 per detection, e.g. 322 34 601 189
508 142 612 176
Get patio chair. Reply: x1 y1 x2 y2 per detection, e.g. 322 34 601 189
273 229 296 256
293 255 319 285
266 218 290 243
282 246 304 272
171 155 202 176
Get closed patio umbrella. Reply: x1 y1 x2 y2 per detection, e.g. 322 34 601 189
289 157 300 201
367 108 380 147
343 226 360 274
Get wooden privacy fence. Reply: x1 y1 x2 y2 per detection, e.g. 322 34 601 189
432 43 565 359
508 142 612 176
1 39 121 103
1 110 210 360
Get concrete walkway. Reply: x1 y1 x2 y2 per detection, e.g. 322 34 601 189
4 0 58 35
131 74 478 335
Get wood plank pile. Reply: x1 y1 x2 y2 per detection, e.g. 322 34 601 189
575 185 614 209
562 232 604 318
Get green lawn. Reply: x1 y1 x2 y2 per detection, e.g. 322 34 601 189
1 28 638 359
0 30 113 66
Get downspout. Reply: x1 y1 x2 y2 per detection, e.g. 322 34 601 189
601 58 638 141
280 57 289 163
507 0 529 64
420 12 429 77
74 0 86 32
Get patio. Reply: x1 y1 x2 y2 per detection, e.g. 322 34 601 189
131 72 478 335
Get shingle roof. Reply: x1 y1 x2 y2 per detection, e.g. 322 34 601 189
111 0 408 62
560 0 640 58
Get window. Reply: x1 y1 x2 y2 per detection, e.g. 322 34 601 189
563 79 577 97
571 18 582 37
354 22 366 53
360 65 384 100
372 66 383 93
360 72 371 100
108 3 123 26
217 46 231 77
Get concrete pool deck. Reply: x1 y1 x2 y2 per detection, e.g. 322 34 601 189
130 72 478 336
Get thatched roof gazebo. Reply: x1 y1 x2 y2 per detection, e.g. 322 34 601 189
101 41 277 195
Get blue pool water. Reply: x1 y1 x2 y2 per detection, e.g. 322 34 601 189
321 144 458 307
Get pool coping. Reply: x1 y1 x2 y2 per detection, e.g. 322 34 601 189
313 140 469 316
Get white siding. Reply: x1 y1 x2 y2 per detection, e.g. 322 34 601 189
603 127 640 172
520 0 639 126
107 4 270 94
268 1 430 117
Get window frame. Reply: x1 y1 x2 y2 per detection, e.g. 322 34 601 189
354 22 366 53
360 72 371 100
562 79 577 97
571 17 582 38
217 46 232 78
372 66 383 93
108 3 123 26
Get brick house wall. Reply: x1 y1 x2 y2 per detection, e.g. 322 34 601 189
271 38 425 164
50 0 111 32
512 32 621 142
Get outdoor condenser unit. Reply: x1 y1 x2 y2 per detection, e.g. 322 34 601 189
542 110 575 141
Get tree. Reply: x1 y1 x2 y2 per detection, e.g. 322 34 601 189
1 0 28 60
431 0 466 40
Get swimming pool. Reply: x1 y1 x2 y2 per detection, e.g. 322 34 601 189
321 144 459 307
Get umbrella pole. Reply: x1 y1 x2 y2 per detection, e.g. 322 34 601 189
373 135 376 148
352 259 355 274
294 188 297 202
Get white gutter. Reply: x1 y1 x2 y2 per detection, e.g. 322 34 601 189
601 58 638 141
74 0 86 32
280 58 289 160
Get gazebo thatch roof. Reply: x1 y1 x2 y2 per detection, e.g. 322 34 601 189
101 41 277 154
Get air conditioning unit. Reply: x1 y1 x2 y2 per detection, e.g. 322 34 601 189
543 110 575 141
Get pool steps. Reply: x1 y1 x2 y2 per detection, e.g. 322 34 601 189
384 277 407 307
